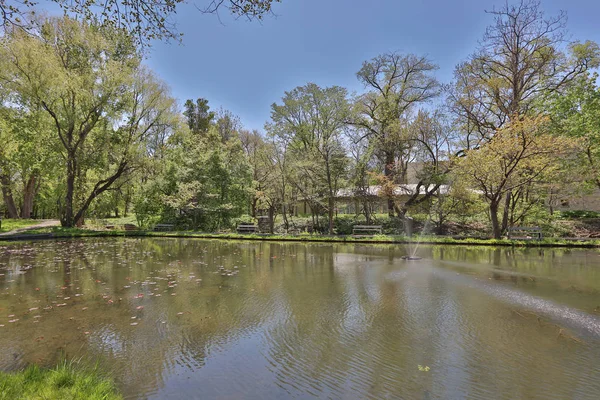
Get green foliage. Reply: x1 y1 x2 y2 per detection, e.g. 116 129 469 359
0 16 176 227
183 98 214 134
0 362 122 400
269 83 351 234
0 219 41 233
161 124 252 231
545 72 600 188
558 210 600 219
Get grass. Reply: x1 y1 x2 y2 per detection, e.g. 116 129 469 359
0 361 122 400
5 226 600 248
3 220 600 248
0 219 43 233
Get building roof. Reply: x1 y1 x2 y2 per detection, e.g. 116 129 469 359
335 184 451 199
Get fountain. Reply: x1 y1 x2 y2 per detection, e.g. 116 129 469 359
400 216 432 260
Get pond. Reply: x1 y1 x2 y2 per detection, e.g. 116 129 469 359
1 238 600 399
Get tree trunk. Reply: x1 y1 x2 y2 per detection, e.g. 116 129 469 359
328 196 334 235
268 205 275 233
501 191 511 233
282 203 289 232
63 155 77 227
1 175 19 219
21 174 37 219
251 197 258 218
384 151 395 217
490 201 502 239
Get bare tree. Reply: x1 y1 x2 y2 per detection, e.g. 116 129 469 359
353 52 440 216
448 0 599 235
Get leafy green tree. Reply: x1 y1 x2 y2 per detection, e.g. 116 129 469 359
448 0 599 234
163 124 252 230
269 83 350 234
455 116 578 238
546 72 600 189
0 17 175 226
183 98 215 135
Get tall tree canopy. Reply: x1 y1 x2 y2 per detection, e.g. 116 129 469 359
269 83 350 234
449 0 599 147
0 17 176 226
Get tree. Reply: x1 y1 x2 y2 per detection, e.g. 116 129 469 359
163 125 252 230
269 83 350 234
183 98 215 135
455 116 578 238
0 17 176 226
448 0 599 234
215 107 242 142
0 0 282 45
398 109 456 216
353 52 440 216
0 106 56 218
546 72 600 189
0 114 19 218
449 0 599 145
239 129 280 223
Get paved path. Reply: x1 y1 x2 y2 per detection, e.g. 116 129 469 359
0 220 60 236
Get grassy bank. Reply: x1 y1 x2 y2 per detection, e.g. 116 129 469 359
0 219 44 233
4 226 600 248
0 362 122 400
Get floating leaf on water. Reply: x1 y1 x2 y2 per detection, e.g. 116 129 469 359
130 322 138 326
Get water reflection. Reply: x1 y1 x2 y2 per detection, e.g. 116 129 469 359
0 239 599 399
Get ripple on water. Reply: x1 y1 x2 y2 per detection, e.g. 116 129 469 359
1 239 600 399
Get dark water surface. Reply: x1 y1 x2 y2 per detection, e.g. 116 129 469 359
1 238 600 399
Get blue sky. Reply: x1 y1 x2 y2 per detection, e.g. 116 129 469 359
144 0 600 131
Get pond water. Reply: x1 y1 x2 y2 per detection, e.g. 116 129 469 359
1 238 600 399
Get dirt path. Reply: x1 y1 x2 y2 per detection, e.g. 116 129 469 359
0 220 60 236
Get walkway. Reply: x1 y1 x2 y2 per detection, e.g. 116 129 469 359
0 220 60 236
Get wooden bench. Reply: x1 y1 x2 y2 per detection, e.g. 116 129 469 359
153 223 175 231
123 224 138 231
352 225 383 236
236 224 258 234
507 226 542 240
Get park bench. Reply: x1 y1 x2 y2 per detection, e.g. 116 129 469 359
236 224 258 234
507 226 542 240
123 224 138 231
153 223 175 231
352 225 383 236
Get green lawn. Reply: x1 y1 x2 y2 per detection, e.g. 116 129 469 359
0 219 42 233
0 362 122 400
